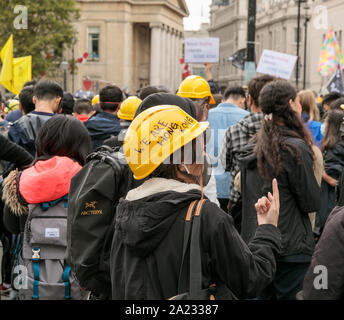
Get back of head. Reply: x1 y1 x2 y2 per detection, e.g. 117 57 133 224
299 89 320 121
23 80 37 88
248 75 275 108
322 108 344 151
330 97 344 111
223 86 246 101
256 80 313 180
74 99 93 115
19 85 35 114
34 80 63 102
138 86 160 100
35 115 92 166
61 92 75 115
99 85 124 112
322 92 342 109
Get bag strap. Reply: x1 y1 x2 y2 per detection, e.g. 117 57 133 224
177 200 197 293
189 199 206 299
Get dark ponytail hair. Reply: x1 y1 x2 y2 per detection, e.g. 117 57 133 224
254 80 314 180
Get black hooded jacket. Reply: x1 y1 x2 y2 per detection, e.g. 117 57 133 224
239 137 321 260
110 178 281 300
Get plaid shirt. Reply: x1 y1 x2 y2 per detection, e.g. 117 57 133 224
220 112 264 204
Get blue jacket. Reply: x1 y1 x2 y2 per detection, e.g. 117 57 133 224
207 103 249 199
84 111 122 151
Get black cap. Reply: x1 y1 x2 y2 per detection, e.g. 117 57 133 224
134 93 197 120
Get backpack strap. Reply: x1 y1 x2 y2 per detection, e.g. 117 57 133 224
177 200 197 293
40 195 69 211
189 199 207 299
63 266 72 300
32 247 41 300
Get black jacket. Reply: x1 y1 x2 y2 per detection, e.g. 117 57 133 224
110 178 281 300
239 137 321 260
0 134 33 168
297 206 344 300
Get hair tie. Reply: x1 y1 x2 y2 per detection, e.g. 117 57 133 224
264 113 273 121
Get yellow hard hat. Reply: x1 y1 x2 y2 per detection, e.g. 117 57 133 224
177 75 215 105
5 99 20 113
123 105 209 180
92 95 99 105
117 96 142 121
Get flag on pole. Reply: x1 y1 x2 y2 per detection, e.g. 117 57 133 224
13 56 32 94
0 35 16 93
0 35 32 95
318 28 344 77
326 65 344 94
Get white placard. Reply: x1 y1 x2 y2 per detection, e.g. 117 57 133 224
256 50 297 80
184 38 220 63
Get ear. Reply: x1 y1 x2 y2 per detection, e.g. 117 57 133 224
177 164 187 173
32 96 37 105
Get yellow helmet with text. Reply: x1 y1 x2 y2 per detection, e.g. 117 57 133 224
177 75 215 105
123 105 209 180
117 96 142 121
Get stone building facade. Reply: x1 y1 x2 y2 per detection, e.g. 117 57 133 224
208 0 344 93
65 0 188 94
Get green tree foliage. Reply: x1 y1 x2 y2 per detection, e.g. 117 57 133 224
0 0 80 78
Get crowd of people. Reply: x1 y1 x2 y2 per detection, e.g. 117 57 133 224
0 66 343 301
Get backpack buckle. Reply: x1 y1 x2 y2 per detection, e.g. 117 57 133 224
32 248 41 260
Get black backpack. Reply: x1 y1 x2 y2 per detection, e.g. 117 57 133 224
67 146 141 299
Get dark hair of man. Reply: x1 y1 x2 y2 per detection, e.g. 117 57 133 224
19 85 35 114
322 109 344 152
61 92 75 115
223 86 246 101
99 85 124 112
329 97 344 111
74 98 93 115
138 86 160 100
35 115 92 166
23 80 37 88
254 80 314 181
248 75 275 107
33 80 63 101
322 92 342 108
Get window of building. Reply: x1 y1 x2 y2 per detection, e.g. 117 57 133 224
87 27 100 61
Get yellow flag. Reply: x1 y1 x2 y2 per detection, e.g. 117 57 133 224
13 56 32 94
0 35 16 93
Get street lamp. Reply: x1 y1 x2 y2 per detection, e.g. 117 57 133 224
60 60 69 91
296 0 307 89
303 4 311 90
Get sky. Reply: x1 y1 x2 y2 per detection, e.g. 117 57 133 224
183 0 212 31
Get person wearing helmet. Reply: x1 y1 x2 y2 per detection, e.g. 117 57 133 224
177 75 216 122
177 75 220 206
110 105 282 300
104 96 142 148
92 94 99 106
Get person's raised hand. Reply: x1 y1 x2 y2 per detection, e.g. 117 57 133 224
255 178 280 227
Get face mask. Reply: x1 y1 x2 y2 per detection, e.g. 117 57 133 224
182 155 211 187
320 123 326 137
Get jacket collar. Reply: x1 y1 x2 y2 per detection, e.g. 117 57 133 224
126 177 201 201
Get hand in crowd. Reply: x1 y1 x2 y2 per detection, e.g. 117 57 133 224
255 178 280 228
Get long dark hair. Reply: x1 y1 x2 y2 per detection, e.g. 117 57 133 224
35 115 92 166
322 109 344 152
254 80 314 180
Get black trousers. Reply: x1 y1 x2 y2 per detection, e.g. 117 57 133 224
0 199 12 284
258 261 310 300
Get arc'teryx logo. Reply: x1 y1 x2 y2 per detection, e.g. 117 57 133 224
81 201 102 216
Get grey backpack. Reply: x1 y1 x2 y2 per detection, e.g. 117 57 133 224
17 196 87 300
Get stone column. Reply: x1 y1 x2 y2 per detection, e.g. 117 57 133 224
170 29 176 92
149 22 162 86
160 24 167 87
174 30 182 91
166 26 172 90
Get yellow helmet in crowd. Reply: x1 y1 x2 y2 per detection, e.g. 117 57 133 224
5 99 20 113
117 96 142 121
177 75 215 105
123 105 209 180
92 95 99 105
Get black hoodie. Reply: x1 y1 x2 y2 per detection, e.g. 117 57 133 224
110 177 281 300
239 137 321 260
